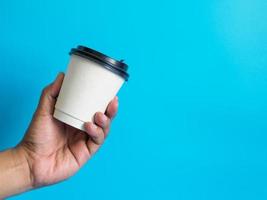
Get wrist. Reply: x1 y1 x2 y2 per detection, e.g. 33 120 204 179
0 146 33 198
13 145 34 190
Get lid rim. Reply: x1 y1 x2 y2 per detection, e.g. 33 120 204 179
70 47 129 81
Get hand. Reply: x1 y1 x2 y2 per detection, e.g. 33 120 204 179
18 73 119 188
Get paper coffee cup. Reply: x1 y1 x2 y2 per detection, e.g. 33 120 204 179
53 45 129 131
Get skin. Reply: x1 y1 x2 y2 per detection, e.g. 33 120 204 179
0 73 118 198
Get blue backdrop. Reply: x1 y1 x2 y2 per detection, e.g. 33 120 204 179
1 0 267 199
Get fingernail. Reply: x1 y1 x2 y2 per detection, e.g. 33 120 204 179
114 96 118 101
101 114 107 122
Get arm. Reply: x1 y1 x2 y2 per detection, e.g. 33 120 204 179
0 73 118 198
0 148 32 198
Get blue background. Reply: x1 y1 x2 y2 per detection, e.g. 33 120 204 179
0 0 267 199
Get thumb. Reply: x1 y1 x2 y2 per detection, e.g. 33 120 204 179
37 72 65 115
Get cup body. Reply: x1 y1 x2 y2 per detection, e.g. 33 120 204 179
54 54 125 131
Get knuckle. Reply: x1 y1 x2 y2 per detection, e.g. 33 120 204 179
104 127 110 135
41 86 49 95
103 117 110 127
95 137 104 145
93 129 105 144
99 130 105 144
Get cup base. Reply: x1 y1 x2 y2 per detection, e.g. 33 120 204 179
53 109 86 131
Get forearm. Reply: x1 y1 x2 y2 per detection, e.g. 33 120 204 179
0 147 33 199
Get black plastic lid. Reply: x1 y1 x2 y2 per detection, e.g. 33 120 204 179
70 45 129 81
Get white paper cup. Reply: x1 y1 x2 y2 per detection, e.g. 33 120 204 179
53 45 129 131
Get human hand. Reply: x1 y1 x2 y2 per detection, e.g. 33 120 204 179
17 73 118 188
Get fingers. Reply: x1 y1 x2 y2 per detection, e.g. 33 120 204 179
84 114 110 156
105 96 119 119
67 131 90 167
86 138 101 156
94 112 110 137
84 97 119 155
37 72 64 115
84 122 105 145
